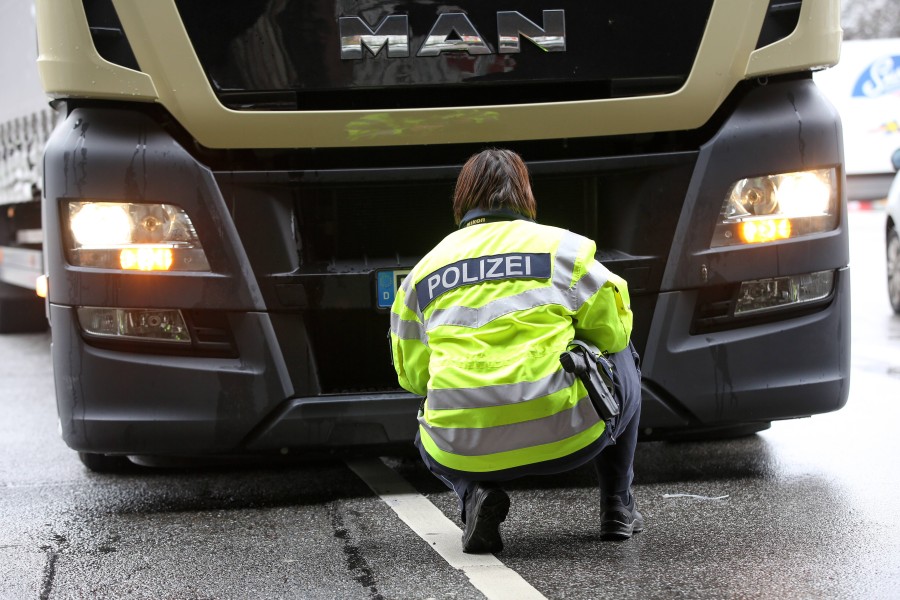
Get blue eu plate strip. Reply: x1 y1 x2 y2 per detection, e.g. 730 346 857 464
376 269 409 309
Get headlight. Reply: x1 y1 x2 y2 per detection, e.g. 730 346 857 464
65 202 210 271
711 169 838 247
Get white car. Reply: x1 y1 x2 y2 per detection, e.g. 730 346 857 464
887 151 900 314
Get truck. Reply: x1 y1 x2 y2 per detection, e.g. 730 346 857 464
24 0 848 471
0 0 53 333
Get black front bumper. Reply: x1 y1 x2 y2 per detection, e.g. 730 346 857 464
45 77 849 456
51 304 421 454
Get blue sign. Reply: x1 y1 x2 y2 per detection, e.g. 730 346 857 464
376 271 395 309
376 269 410 309
852 55 900 98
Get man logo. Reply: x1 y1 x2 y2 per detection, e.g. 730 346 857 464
339 11 566 60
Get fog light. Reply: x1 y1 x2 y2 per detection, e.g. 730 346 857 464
734 270 834 315
77 307 191 343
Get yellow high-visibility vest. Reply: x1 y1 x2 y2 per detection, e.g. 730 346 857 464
390 218 632 474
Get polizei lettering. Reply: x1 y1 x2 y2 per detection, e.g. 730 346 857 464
339 11 566 60
416 253 552 309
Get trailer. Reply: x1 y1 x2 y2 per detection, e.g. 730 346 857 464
0 0 54 332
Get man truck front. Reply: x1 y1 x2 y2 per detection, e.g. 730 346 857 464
36 0 848 470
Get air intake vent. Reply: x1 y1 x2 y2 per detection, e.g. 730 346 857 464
82 0 140 71
756 0 802 49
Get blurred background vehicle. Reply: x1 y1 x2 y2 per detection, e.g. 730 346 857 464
815 38 900 202
885 149 900 313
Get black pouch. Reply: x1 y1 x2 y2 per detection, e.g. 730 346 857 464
559 340 620 421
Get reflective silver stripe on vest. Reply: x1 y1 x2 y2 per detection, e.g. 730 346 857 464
426 269 607 329
400 276 423 317
554 231 584 290
569 260 608 307
419 395 600 456
426 287 561 329
391 278 428 344
427 368 576 410
390 310 428 345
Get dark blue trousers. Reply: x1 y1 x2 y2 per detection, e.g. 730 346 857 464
417 343 643 522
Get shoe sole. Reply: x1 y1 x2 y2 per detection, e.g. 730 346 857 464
462 489 511 554
600 517 644 541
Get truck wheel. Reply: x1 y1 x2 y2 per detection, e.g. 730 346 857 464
888 229 900 315
77 452 138 474
0 282 47 333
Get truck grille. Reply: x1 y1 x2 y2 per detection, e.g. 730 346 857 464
220 150 696 394
174 0 714 110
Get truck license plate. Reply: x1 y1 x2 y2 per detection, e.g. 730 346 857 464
376 269 410 309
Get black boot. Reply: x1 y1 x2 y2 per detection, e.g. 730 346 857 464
461 483 510 553
600 493 644 541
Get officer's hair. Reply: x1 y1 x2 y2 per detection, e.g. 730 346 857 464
452 149 537 225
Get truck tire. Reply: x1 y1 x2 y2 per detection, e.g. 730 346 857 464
77 452 138 474
0 282 47 333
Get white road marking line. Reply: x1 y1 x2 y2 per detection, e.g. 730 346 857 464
346 457 547 600
662 493 729 500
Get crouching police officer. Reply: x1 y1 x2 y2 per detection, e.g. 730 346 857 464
389 149 643 554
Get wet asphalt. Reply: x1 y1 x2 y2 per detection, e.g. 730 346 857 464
1 210 899 599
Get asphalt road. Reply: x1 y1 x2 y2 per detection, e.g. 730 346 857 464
2 210 899 599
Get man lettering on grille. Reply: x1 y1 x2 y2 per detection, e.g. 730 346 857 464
389 149 643 553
